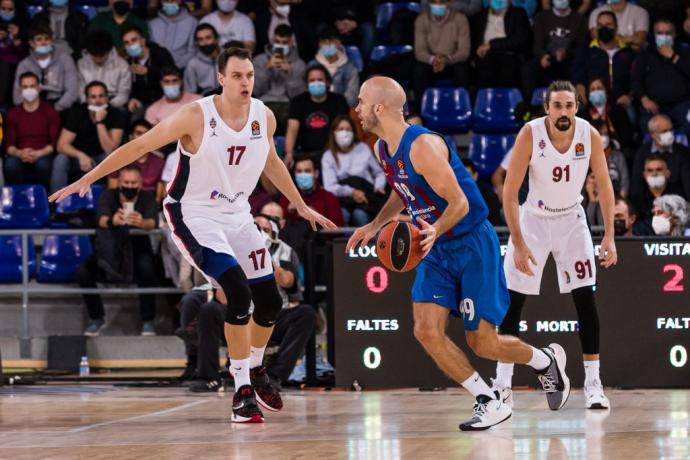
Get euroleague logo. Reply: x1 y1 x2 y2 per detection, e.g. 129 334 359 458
575 142 586 158
396 159 408 178
251 120 260 136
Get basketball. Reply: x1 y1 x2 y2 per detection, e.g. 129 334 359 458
376 221 425 272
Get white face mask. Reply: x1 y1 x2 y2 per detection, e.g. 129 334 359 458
601 134 610 149
22 88 39 102
652 215 671 235
658 131 674 147
217 0 237 13
334 130 354 149
646 175 666 189
275 4 290 16
88 104 108 112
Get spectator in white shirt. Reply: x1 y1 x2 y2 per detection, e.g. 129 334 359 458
200 0 255 51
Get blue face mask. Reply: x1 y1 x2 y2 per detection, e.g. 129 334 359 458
126 43 143 57
490 0 508 11
588 89 606 107
163 84 181 99
552 0 569 10
0 11 15 21
606 0 622 4
308 81 327 98
34 45 53 55
430 4 447 17
320 44 338 58
161 2 180 16
295 173 315 190
655 34 674 48
49 0 69 7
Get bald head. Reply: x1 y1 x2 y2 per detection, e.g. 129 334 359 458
361 76 407 110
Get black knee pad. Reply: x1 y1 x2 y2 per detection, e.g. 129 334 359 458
250 278 283 328
499 290 527 337
571 286 600 354
218 266 252 325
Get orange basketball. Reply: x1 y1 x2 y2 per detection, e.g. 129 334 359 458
376 221 425 272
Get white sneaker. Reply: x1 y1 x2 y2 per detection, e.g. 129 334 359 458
490 379 514 409
584 380 610 410
459 392 512 431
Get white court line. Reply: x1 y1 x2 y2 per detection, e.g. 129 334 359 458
69 400 208 433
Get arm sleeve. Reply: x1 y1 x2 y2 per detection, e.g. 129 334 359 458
414 14 433 64
630 53 646 99
97 190 117 219
183 64 198 94
532 13 547 57
252 56 270 97
48 106 61 146
287 95 303 121
343 65 359 107
448 14 471 64
12 61 25 106
321 151 353 197
633 6 649 33
56 56 80 111
139 193 159 222
618 154 630 197
5 111 17 148
110 63 132 108
674 49 690 80
324 191 344 226
286 59 307 99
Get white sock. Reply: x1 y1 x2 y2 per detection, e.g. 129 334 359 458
526 347 551 371
461 372 495 399
584 360 600 386
495 362 514 388
249 346 266 369
230 358 251 389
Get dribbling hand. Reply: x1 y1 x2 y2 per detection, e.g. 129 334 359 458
514 243 538 276
345 222 378 253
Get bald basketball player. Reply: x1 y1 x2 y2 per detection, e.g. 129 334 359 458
347 77 571 431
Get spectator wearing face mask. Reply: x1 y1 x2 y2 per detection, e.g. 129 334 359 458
413 0 471 109
573 11 635 127
284 64 349 168
184 24 220 96
588 0 648 52
471 0 532 89
148 0 213 19
591 119 629 198
13 23 78 112
4 71 60 191
33 0 88 60
200 0 255 51
0 0 28 96
321 115 385 226
77 30 131 109
122 26 174 117
651 194 689 237
540 0 591 16
584 77 634 152
89 0 148 48
78 163 159 337
308 27 359 107
51 81 125 192
632 155 676 223
631 114 690 209
148 0 198 70
523 0 588 102
612 196 640 237
253 24 306 136
632 18 690 136
329 4 375 65
144 66 201 125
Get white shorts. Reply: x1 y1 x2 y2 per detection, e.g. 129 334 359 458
504 205 596 295
162 201 273 287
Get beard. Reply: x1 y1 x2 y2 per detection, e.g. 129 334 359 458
554 116 572 131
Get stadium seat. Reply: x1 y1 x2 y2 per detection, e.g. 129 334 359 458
0 185 50 229
38 235 92 283
420 87 472 134
375 2 421 42
473 88 523 133
370 45 413 62
26 5 43 17
346 46 363 72
77 5 99 20
274 136 286 155
531 87 547 107
468 134 516 179
0 236 36 283
55 186 98 214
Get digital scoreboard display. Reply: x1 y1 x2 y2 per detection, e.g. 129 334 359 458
332 239 690 389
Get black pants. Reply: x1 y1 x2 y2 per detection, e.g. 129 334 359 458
267 304 317 382
178 291 225 381
413 61 469 109
476 51 524 89
77 251 157 321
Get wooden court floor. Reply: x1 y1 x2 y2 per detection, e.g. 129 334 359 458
0 386 688 459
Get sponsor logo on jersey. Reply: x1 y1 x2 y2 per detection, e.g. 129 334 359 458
251 120 260 136
538 139 546 150
396 159 408 178
575 142 585 158
209 117 218 136
209 190 244 204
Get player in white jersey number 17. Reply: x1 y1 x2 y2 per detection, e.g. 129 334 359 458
49 47 337 423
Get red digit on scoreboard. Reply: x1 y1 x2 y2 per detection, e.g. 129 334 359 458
366 266 389 294
663 264 684 292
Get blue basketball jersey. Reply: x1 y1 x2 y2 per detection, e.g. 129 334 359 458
377 125 488 239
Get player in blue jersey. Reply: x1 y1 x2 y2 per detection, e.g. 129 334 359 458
346 77 571 431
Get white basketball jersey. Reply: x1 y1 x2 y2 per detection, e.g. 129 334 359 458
165 96 269 215
523 116 591 217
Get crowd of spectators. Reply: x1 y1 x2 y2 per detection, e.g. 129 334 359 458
1 0 690 384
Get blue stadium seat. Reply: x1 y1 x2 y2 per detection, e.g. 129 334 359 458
345 46 363 72
90 184 105 209
468 134 516 179
531 87 547 107
38 235 92 283
77 5 99 20
0 185 50 229
376 2 421 42
27 5 43 17
370 45 413 62
473 88 523 133
55 187 97 214
0 236 36 283
420 87 472 134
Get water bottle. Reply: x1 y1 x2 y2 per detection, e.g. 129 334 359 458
79 356 90 377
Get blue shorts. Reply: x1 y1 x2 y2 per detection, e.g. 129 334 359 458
412 220 509 331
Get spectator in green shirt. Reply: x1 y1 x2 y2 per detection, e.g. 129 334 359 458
88 0 148 48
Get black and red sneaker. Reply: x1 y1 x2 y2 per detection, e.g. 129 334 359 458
231 385 264 423
250 366 283 412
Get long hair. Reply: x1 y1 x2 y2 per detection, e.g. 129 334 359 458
325 115 360 167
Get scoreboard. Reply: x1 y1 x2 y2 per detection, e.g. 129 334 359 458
332 239 690 389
